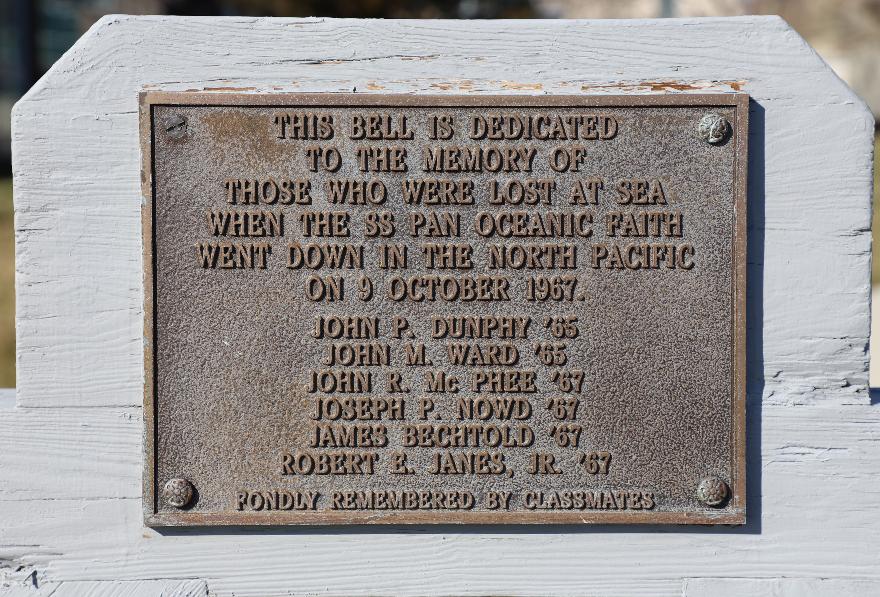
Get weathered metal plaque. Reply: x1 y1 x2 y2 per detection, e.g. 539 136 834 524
141 93 747 526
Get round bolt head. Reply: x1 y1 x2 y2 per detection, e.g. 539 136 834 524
164 113 188 139
162 478 194 508
697 113 731 144
696 476 730 507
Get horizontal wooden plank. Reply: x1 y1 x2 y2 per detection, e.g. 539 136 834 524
0 404 875 595
0 407 140 501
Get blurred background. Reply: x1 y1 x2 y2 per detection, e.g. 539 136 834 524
0 0 878 388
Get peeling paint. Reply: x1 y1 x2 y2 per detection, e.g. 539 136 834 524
430 80 476 91
581 80 747 93
500 81 544 90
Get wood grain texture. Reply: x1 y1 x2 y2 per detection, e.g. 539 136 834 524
684 577 880 597
2 580 207 597
0 407 140 501
6 15 878 597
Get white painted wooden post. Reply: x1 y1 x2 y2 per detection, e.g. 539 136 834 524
5 15 876 596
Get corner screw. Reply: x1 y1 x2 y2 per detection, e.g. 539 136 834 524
162 478 194 508
696 476 730 507
164 114 188 139
697 113 730 144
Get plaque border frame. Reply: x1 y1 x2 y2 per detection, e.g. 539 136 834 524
140 92 748 527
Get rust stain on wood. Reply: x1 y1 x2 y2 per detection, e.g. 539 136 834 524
202 86 258 93
500 81 544 90
581 80 746 92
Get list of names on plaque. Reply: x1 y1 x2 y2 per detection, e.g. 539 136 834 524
142 93 747 525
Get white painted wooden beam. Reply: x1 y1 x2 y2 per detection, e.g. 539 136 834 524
6 15 877 597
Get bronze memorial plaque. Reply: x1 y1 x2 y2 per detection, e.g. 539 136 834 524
141 93 747 526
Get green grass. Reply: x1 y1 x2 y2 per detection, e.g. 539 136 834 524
0 177 13 387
